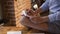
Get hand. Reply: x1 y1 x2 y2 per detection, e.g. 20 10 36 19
26 9 36 16
23 8 43 16
21 9 35 16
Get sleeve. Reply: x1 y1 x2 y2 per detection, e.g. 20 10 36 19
40 0 49 12
48 12 60 22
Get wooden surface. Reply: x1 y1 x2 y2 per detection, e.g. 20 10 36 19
0 26 29 34
0 26 50 34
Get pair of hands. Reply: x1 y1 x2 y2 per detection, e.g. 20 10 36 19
22 9 45 24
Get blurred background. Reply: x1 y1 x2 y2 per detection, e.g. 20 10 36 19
0 0 50 34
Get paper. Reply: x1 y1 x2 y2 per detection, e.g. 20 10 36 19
7 31 22 34
21 10 27 16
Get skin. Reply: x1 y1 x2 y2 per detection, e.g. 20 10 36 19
20 16 48 31
25 8 49 24
20 8 49 31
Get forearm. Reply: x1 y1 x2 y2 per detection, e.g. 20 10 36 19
34 16 49 23
29 16 49 24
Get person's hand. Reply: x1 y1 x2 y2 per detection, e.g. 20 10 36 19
26 9 37 16
24 9 42 24
21 9 34 16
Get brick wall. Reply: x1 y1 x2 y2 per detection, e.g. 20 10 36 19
14 0 31 27
2 0 31 27
2 0 16 25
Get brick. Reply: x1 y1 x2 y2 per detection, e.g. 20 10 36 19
15 0 31 28
2 0 31 27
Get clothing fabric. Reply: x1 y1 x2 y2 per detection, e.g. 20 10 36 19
40 0 60 33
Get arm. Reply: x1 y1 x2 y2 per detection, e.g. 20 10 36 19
29 16 49 24
40 12 60 22
48 12 60 22
41 0 60 23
